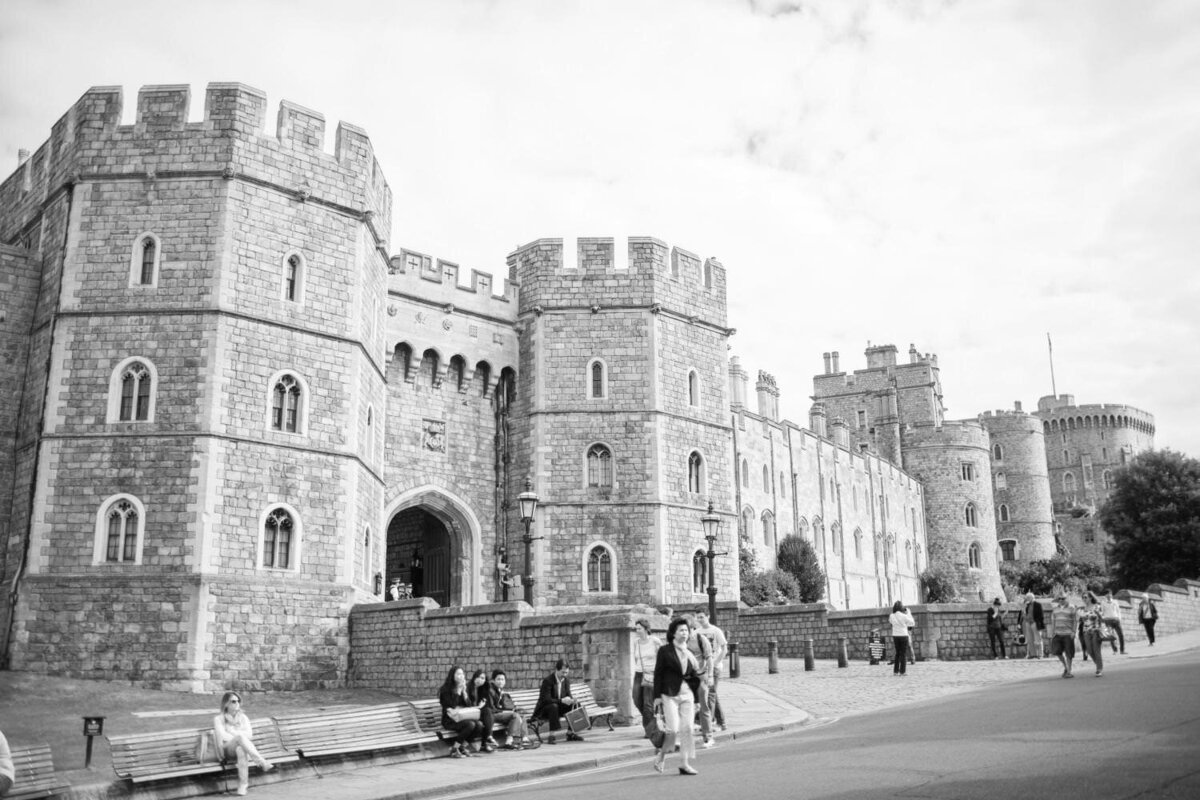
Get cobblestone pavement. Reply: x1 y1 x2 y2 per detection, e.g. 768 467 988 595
729 627 1200 719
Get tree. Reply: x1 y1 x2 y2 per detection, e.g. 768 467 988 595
1009 555 1105 596
1100 449 1200 589
740 569 801 607
775 535 826 603
920 567 959 603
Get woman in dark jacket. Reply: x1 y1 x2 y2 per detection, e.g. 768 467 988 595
439 665 489 757
652 617 702 776
467 669 498 749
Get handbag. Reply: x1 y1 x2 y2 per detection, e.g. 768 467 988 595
195 731 220 764
565 704 590 734
1098 623 1116 642
448 706 481 722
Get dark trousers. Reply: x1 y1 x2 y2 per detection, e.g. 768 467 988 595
1142 618 1157 644
538 700 572 732
1103 618 1125 653
987 628 1006 658
634 674 664 749
446 718 485 744
892 636 910 674
709 670 725 727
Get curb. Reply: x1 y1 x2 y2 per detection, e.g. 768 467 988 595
390 715 816 800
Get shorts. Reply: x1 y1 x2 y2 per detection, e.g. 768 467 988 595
1049 634 1075 658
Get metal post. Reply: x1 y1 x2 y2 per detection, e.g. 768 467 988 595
768 639 779 674
522 516 534 605
728 642 740 679
804 638 815 671
837 637 849 668
706 538 718 624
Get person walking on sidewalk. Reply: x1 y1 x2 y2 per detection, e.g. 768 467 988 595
1049 595 1080 678
683 614 715 749
986 598 1008 659
213 692 275 796
632 618 665 751
1080 593 1107 677
652 617 702 776
1138 597 1159 645
694 611 728 733
888 600 916 676
1100 591 1126 654
1022 593 1045 659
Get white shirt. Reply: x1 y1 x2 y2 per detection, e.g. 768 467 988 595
889 610 915 637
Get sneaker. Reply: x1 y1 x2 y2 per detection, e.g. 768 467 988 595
701 738 714 749
1064 672 1074 679
566 732 584 742
719 723 727 732
1095 670 1103 677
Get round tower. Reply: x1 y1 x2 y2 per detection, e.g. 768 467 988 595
979 407 1056 566
900 421 1003 601
1035 394 1155 564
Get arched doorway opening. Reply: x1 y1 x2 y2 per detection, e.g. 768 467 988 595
385 487 481 607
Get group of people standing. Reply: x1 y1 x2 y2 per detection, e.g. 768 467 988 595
632 611 728 777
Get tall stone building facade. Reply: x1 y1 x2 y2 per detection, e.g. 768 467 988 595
1034 394 1155 567
0 83 1153 686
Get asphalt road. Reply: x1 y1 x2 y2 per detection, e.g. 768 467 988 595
460 649 1200 800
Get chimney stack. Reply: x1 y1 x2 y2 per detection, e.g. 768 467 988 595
831 351 840 373
822 352 831 374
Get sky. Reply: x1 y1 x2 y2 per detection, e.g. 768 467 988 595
2 0 1198 456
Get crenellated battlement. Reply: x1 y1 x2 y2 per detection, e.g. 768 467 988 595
1 83 393 245
506 236 727 327
903 419 990 450
388 247 518 320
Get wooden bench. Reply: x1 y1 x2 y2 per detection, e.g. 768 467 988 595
572 684 617 731
410 688 541 745
6 744 70 800
107 719 297 784
272 703 437 761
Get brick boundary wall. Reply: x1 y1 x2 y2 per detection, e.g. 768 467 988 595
348 578 1200 726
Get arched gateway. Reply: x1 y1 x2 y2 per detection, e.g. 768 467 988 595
385 486 482 607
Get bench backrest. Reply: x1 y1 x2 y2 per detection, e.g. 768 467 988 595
107 727 214 779
8 744 67 799
273 703 408 750
573 683 601 709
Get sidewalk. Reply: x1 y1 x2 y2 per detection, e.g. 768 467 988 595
4 627 1197 800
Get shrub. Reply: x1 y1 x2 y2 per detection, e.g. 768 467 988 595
920 567 959 603
740 569 801 607
775 535 826 603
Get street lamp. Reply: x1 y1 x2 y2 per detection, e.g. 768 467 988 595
701 500 724 623
518 476 540 605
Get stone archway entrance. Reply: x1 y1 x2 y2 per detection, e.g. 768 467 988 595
385 487 481 607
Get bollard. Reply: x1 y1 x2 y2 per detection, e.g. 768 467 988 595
837 637 849 668
768 639 779 674
728 641 740 679
804 638 815 671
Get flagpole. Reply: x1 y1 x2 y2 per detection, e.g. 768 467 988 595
1047 333 1057 399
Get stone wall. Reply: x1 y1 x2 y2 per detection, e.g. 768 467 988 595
349 600 668 723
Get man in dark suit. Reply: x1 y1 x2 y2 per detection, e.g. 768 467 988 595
532 658 583 744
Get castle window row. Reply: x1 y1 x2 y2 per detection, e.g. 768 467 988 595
129 235 314 304
103 360 323 438
583 358 703 409
1043 414 1154 436
581 444 707 495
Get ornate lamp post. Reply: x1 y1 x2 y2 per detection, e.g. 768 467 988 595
518 477 540 605
701 500 724 622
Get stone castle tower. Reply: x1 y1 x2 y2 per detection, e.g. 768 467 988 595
505 238 735 605
978 405 1056 566
811 344 1003 600
1034 394 1155 566
0 84 392 689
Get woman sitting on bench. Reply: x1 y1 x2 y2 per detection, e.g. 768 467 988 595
213 692 275 796
440 666 490 756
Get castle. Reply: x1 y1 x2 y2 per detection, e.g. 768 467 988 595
0 84 1154 689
